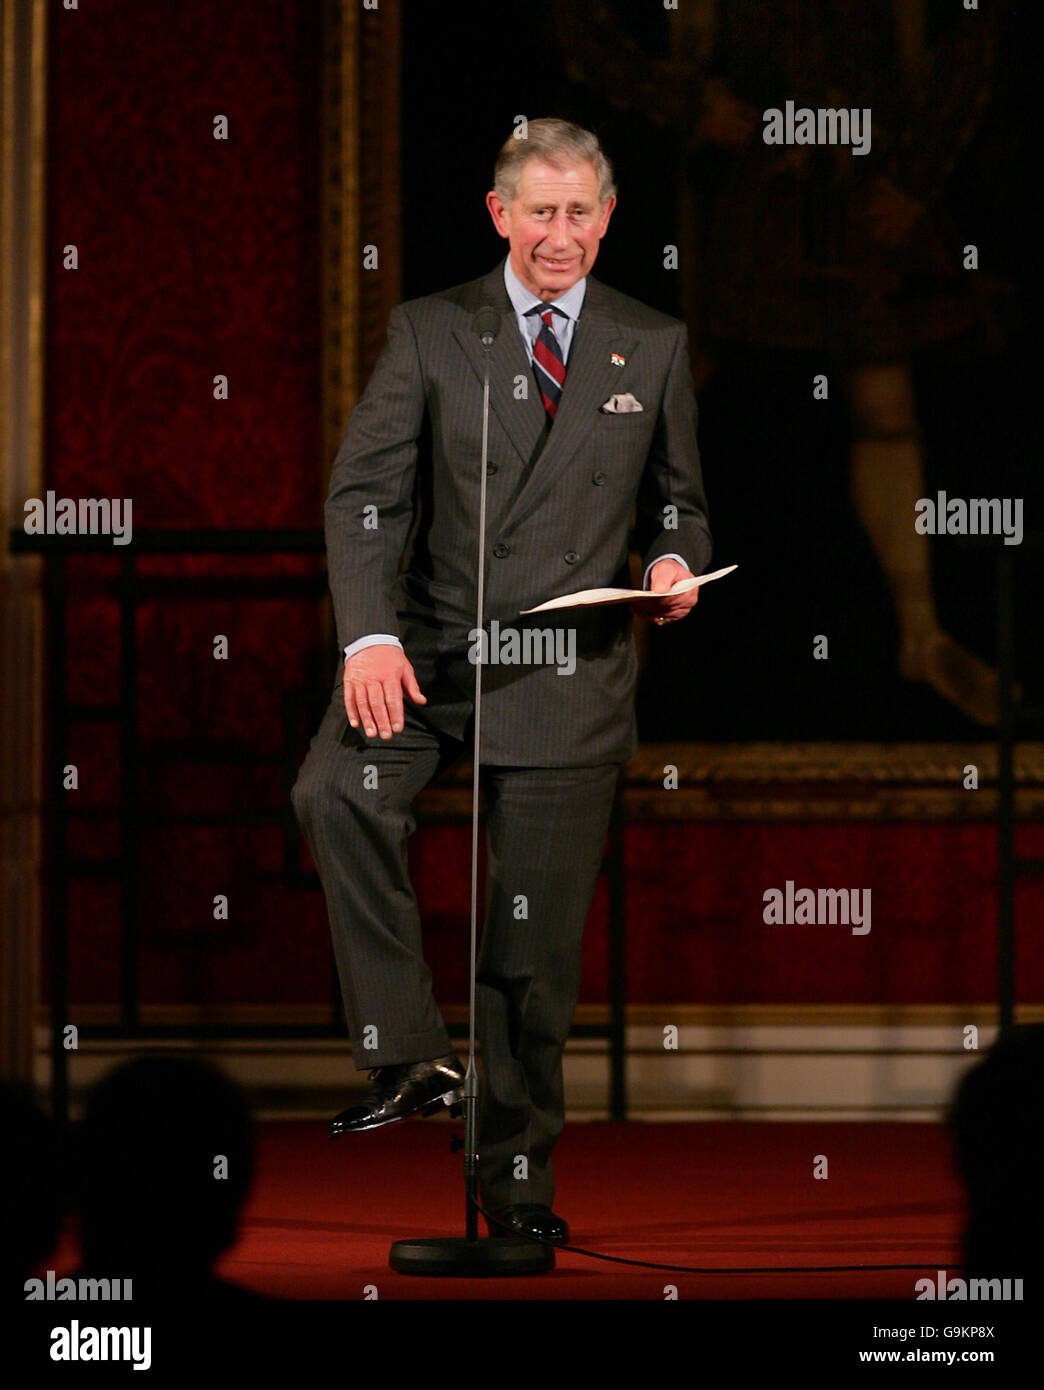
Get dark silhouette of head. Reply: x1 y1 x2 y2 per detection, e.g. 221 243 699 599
0 1083 63 1290
75 1055 253 1292
949 1024 1044 1283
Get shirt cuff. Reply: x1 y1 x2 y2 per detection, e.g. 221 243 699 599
344 634 403 661
643 554 689 590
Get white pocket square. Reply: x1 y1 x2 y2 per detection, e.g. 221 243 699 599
600 392 644 414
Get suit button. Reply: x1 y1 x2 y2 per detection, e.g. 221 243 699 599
592 471 606 485
564 550 580 564
493 542 510 558
486 462 498 475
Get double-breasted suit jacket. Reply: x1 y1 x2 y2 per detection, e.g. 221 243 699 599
324 260 712 764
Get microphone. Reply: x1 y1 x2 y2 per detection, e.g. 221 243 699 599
472 306 500 350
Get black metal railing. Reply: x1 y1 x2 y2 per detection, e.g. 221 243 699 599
15 522 1034 1119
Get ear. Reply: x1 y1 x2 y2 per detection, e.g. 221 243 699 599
596 194 617 239
485 189 510 239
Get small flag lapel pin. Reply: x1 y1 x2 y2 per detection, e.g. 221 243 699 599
611 352 626 367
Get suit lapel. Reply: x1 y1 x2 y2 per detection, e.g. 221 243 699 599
451 266 548 468
503 279 636 531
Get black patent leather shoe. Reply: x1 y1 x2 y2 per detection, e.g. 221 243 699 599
329 1054 465 1136
484 1204 570 1245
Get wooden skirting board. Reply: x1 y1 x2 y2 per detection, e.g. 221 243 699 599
35 1004 1035 1120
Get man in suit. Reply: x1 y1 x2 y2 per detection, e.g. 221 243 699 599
292 119 712 1243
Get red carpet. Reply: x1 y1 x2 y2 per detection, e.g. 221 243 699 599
198 1120 966 1300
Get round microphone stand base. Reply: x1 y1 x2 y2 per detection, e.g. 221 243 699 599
389 1236 555 1277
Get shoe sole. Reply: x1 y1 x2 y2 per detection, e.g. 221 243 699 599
330 1087 465 1136
420 1088 465 1118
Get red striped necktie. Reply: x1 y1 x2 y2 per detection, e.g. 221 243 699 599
529 305 567 420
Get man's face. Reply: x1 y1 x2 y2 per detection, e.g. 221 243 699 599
486 157 616 301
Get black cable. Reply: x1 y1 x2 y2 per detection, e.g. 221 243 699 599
470 1192 962 1275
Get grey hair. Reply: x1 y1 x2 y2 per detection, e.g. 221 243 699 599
492 118 616 207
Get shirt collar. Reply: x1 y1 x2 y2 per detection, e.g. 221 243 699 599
503 256 587 324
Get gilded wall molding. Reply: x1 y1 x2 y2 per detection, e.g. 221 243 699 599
0 0 47 1084
320 0 401 489
412 742 1044 821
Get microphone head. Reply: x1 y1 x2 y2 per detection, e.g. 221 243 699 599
473 306 500 348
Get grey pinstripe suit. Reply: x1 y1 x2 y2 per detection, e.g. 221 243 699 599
292 259 711 1207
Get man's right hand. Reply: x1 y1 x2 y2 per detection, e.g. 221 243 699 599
343 644 426 740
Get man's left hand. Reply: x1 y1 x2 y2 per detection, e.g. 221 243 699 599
631 558 700 626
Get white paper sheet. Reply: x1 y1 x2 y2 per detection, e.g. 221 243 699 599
520 564 738 614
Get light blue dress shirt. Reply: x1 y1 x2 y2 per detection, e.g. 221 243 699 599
502 255 585 366
343 257 687 662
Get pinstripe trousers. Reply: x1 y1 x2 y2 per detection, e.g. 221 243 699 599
291 684 620 1208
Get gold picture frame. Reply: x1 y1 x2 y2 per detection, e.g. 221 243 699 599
320 0 402 484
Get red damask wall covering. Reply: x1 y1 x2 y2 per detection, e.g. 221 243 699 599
45 0 332 1009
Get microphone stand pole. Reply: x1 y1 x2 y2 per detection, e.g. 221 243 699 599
462 331 491 1246
389 310 554 1276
